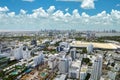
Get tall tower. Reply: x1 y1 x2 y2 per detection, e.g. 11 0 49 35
70 48 76 61
58 58 69 74
90 55 103 80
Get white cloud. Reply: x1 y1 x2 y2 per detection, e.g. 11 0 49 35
81 0 95 9
0 6 120 31
72 9 80 18
31 7 48 18
20 9 27 15
56 0 83 2
22 0 34 2
0 6 9 12
116 4 120 7
56 0 95 9
8 12 15 17
53 10 64 18
65 8 69 12
81 12 89 17
111 9 120 19
47 6 55 14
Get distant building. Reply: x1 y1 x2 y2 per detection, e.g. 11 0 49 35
31 39 37 46
86 32 95 40
90 55 103 80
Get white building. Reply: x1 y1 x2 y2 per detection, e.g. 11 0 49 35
33 52 44 66
68 60 81 79
108 71 117 80
87 44 93 54
48 56 57 69
114 63 120 71
66 55 72 67
14 46 23 60
22 48 31 60
58 58 69 74
90 55 103 80
80 66 87 80
59 42 70 52
54 74 67 80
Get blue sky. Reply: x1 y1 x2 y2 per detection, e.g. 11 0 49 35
0 0 120 31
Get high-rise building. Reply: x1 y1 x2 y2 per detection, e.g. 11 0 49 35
56 46 64 52
87 44 93 54
80 66 87 80
59 42 70 52
14 46 23 60
22 47 31 60
68 60 81 79
70 48 76 61
90 55 103 80
58 58 69 74
33 52 44 66
48 57 57 69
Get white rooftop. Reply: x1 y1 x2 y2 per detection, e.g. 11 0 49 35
70 41 119 50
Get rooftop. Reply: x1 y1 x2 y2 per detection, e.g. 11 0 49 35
70 41 119 50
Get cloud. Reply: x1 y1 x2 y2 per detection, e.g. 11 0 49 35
116 4 120 7
20 9 27 15
8 12 15 17
72 9 80 18
56 0 83 2
81 0 95 9
22 0 34 2
0 6 9 12
31 7 48 18
65 8 69 12
56 0 95 9
0 6 120 31
47 6 55 14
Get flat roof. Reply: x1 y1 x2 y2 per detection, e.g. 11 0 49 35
81 66 87 73
70 41 119 50
71 60 81 68
54 74 67 80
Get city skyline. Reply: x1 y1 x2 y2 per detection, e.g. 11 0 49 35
0 0 120 31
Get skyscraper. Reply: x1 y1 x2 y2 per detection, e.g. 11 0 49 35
70 48 76 61
58 58 69 74
90 55 103 80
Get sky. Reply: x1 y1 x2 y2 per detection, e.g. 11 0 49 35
0 0 120 31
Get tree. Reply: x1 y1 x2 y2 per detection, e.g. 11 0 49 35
111 63 115 67
85 73 91 80
82 48 87 54
0 70 4 78
82 58 90 64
